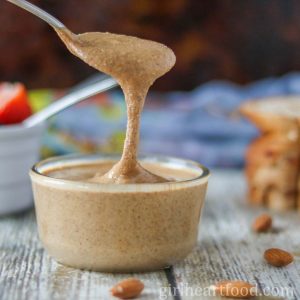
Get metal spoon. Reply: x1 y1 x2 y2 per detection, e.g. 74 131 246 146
7 0 67 29
23 75 118 128
6 0 119 127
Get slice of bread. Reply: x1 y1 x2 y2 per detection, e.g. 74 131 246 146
241 96 300 211
240 96 300 133
246 133 299 210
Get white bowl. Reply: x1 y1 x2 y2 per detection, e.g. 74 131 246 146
0 123 45 215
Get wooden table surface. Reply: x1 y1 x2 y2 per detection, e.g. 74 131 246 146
1 170 300 300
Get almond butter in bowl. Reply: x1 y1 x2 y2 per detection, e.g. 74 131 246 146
110 278 144 299
252 213 272 233
213 280 257 298
31 154 209 272
264 248 294 267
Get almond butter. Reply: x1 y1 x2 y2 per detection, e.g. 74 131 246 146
214 280 257 298
110 278 144 299
264 248 294 267
252 213 272 232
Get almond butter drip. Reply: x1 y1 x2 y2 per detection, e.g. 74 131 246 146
55 28 176 183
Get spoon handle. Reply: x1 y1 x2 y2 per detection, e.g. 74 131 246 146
23 77 118 128
6 0 65 28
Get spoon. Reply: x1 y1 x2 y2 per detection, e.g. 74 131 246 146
7 0 67 29
6 0 119 127
23 75 118 128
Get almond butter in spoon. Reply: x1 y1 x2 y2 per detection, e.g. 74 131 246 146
55 28 176 184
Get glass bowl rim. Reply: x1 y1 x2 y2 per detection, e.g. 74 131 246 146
30 153 210 192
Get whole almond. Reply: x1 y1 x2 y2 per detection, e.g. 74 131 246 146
110 278 144 299
252 213 272 232
214 280 257 298
264 248 294 267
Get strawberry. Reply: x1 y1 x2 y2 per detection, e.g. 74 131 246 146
0 82 32 125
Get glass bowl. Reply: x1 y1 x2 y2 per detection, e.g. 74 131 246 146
30 154 209 272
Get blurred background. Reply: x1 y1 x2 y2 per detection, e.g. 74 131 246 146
1 0 300 168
